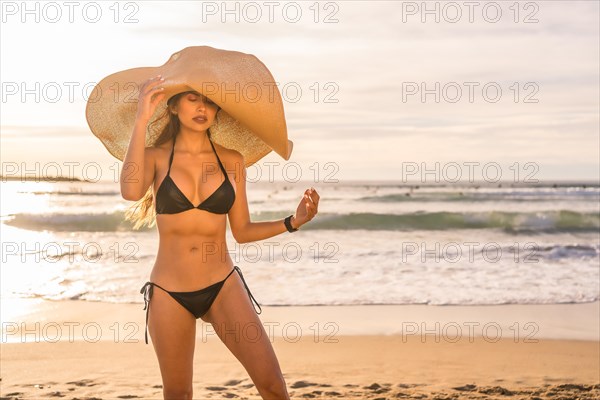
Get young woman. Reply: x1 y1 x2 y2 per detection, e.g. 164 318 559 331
121 75 319 399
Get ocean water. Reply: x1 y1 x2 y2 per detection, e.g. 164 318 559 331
1 179 598 306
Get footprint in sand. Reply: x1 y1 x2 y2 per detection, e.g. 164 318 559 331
554 384 594 391
291 380 319 389
71 397 103 400
204 385 241 398
478 385 514 395
206 386 227 391
66 379 97 387
3 392 24 397
397 383 420 388
223 379 243 386
364 383 391 394
452 384 477 392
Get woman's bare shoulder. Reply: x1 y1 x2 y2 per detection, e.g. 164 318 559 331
148 140 173 159
214 143 244 177
214 143 243 162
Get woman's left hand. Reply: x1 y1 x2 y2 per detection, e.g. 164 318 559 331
293 187 319 229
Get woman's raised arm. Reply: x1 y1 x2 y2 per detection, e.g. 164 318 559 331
228 151 319 243
120 75 165 200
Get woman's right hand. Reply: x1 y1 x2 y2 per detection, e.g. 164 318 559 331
135 75 166 123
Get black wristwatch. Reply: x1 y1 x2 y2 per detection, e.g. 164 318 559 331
284 215 299 232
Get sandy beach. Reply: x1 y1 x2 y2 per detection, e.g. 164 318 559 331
1 299 598 399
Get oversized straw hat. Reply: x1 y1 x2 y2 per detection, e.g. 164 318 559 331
85 45 293 167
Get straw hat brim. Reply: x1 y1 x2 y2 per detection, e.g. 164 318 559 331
85 45 293 167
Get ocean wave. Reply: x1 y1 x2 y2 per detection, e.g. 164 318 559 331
308 211 600 232
25 190 120 196
3 210 599 233
360 191 600 203
3 211 151 232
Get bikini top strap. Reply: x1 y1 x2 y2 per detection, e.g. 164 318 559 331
208 138 227 177
167 135 177 174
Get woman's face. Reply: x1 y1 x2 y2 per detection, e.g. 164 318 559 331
173 91 219 130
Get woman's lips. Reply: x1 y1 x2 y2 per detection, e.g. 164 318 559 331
193 117 207 123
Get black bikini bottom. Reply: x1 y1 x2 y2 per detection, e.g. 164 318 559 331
139 265 262 344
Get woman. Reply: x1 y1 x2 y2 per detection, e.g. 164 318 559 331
121 75 319 400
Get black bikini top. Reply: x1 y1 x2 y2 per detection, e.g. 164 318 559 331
155 135 235 215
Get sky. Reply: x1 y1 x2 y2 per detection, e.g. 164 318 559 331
1 0 599 182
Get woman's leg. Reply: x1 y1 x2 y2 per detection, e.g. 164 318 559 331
148 286 197 400
201 270 290 400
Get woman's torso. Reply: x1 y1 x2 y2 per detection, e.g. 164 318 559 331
149 137 236 289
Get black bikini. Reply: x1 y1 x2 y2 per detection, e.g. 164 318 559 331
140 266 262 344
154 134 236 214
139 135 262 345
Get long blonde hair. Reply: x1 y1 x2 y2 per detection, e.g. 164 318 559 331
123 91 217 230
